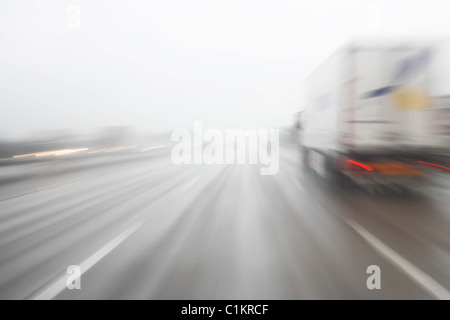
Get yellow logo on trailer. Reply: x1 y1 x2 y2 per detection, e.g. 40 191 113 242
389 86 432 111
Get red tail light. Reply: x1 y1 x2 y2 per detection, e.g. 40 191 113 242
417 161 450 171
347 160 374 172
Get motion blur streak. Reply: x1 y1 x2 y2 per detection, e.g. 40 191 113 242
13 148 88 158
0 132 449 299
417 161 450 171
347 160 375 172
1 1 450 301
346 220 450 300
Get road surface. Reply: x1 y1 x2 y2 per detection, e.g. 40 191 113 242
0 143 449 300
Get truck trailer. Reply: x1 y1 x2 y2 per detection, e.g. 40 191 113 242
298 38 450 192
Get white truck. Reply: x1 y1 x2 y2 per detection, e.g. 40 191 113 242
298 38 450 192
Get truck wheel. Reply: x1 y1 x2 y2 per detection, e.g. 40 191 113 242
326 155 351 190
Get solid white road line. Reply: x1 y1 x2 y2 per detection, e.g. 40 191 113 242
32 222 142 300
346 219 450 300
32 166 210 300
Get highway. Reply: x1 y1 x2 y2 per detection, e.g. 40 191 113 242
0 141 449 300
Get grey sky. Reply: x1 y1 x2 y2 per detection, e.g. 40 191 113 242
1 0 449 139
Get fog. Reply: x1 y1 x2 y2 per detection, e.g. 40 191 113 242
1 1 450 301
1 0 450 140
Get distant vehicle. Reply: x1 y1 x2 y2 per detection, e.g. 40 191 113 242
297 38 450 193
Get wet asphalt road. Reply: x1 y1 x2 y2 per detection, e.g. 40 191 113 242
0 144 449 300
